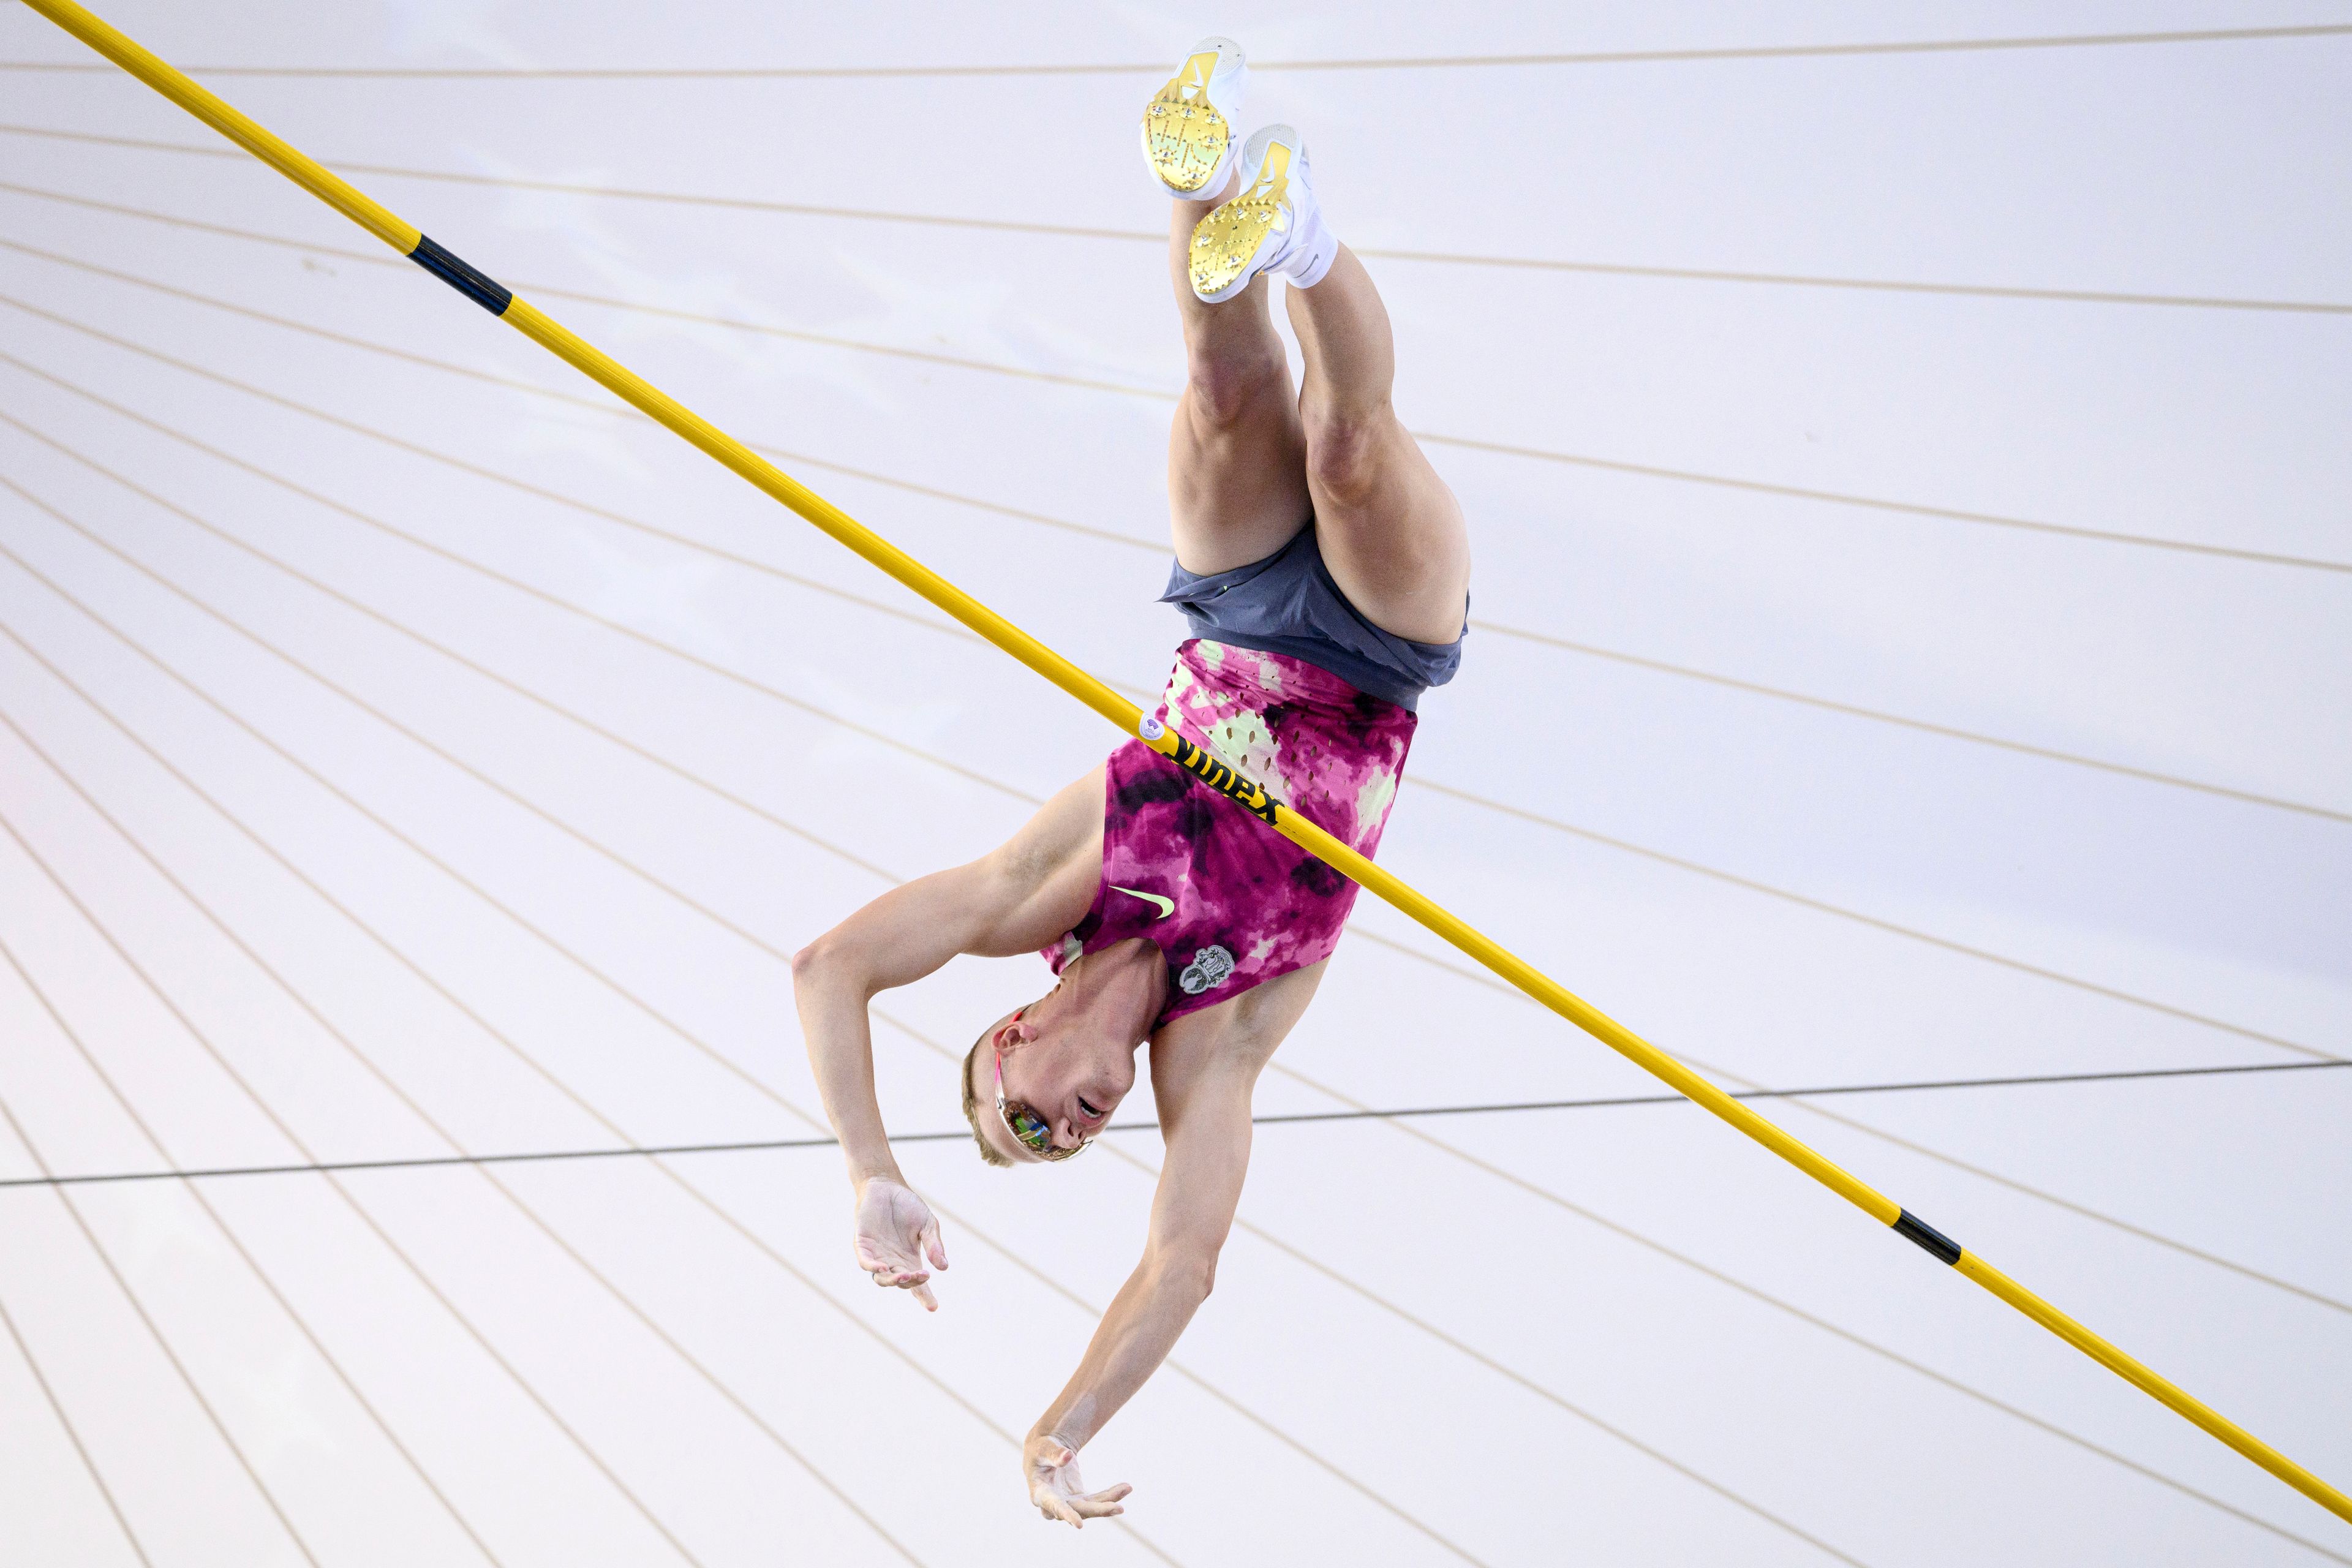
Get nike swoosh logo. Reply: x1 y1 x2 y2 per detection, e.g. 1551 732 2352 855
1110 884 1175 921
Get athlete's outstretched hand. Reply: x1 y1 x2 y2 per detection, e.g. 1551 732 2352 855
853 1177 947 1311
1023 1433 1131 1527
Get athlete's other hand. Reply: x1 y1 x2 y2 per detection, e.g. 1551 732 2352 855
853 1177 947 1310
1023 1433 1130 1527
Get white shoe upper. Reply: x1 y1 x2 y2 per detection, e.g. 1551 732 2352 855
1238 126 1336 288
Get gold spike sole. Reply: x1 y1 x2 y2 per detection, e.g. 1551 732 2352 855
1188 142 1294 301
1143 50 1231 196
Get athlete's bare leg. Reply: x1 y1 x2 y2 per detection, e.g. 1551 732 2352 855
1165 173 1311 576
1284 247 1471 644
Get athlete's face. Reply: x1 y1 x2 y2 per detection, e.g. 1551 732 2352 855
978 989 1138 1164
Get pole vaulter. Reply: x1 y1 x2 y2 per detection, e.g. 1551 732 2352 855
23 0 2346 1531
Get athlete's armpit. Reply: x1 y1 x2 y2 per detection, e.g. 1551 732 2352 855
965 764 1109 957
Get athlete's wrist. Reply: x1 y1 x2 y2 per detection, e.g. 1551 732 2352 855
850 1161 907 1192
1025 1427 1081 1461
1031 1390 1099 1452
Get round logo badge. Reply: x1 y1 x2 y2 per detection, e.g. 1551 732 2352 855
1178 944 1236 995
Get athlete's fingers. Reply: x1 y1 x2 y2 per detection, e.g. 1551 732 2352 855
856 1239 916 1275
921 1218 948 1271
871 1262 937 1306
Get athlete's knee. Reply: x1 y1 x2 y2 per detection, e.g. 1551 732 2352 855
1302 403 1394 503
1184 349 1286 428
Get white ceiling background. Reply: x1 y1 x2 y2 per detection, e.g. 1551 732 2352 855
1 2 2348 1564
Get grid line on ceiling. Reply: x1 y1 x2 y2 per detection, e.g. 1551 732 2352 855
6 127 2349 320
4 21 2351 77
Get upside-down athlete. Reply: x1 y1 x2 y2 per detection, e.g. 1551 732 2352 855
793 39 1471 1526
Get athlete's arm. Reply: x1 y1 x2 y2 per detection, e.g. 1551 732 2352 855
1020 966 1321 1525
791 767 1102 1307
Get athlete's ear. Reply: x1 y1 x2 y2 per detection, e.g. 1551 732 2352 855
997 1005 1044 1054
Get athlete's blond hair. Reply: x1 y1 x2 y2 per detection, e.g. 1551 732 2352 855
961 1031 1014 1169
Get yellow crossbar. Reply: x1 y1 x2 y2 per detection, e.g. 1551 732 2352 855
26 0 2348 1529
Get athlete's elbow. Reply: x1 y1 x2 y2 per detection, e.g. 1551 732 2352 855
1153 1242 1221 1304
790 935 851 990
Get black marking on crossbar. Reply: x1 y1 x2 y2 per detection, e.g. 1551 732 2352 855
407 233 511 315
1893 1208 1964 1265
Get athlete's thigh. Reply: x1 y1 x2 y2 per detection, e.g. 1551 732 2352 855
1308 415 1471 646
1166 373 1313 576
